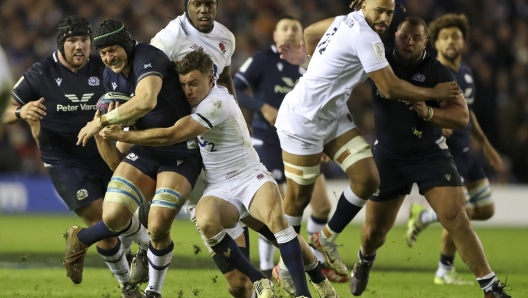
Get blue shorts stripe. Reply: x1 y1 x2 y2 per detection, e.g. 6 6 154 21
111 177 144 205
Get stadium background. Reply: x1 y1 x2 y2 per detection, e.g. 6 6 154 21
0 1 527 297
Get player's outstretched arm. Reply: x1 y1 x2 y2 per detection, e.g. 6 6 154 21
100 115 208 147
469 110 503 170
368 65 460 102
408 93 469 128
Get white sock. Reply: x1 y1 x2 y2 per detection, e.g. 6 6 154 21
258 235 276 271
307 216 327 264
146 242 174 294
97 242 130 285
118 215 151 251
436 261 453 278
420 209 438 225
322 225 339 243
284 215 303 227
119 235 133 253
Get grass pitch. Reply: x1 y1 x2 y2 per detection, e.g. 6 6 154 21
0 215 525 297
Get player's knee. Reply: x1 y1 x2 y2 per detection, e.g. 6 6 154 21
362 222 388 243
335 136 373 175
471 204 495 221
438 205 468 228
148 225 170 243
196 213 223 239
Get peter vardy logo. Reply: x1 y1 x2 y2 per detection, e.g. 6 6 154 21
65 93 94 103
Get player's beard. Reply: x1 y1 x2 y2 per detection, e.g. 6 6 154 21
66 52 88 69
440 48 461 62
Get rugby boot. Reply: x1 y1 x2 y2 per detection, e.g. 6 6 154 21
63 226 89 284
349 259 374 296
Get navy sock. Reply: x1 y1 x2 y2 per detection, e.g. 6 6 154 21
440 254 455 267
77 221 118 246
211 234 264 283
279 238 311 296
243 226 250 259
306 262 326 283
359 249 376 263
96 238 121 256
328 192 364 233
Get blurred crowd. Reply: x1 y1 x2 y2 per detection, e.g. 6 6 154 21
0 0 527 183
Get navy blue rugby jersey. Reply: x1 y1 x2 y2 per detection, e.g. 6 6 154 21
103 43 190 151
12 52 106 166
234 45 305 138
445 63 474 153
371 50 457 155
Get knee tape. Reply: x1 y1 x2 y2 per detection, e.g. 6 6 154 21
333 136 372 172
205 229 227 247
468 181 493 207
283 162 319 185
105 177 146 213
151 188 184 210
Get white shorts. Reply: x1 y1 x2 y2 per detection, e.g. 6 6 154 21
203 165 277 222
275 100 357 155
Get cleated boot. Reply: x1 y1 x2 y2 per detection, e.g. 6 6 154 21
309 231 348 276
349 260 374 296
321 263 349 283
484 279 511 298
434 268 474 285
253 278 275 298
310 277 339 298
272 265 295 297
405 204 429 248
63 226 89 284
130 248 149 285
120 282 143 298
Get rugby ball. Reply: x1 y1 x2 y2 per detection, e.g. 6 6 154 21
96 92 136 127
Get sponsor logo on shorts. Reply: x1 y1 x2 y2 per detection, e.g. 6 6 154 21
301 142 312 150
76 189 88 201
225 170 239 180
177 160 183 166
126 153 139 161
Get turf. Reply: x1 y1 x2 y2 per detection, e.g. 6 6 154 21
0 215 525 297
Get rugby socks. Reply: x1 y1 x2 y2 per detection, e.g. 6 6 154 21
307 215 327 264
420 209 439 225
96 239 130 284
243 225 250 259
358 248 376 264
477 272 497 292
77 220 118 246
146 241 174 295
436 254 455 277
116 215 151 251
304 255 326 284
119 235 134 255
285 215 303 233
326 186 367 242
275 226 311 296
208 230 265 282
258 235 276 272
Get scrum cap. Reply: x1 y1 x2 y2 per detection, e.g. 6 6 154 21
94 19 134 58
57 15 92 57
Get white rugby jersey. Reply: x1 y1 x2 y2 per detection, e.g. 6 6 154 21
0 45 13 115
151 15 235 80
191 85 260 184
285 11 389 120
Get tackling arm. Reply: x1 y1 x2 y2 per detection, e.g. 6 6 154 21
413 94 469 128
100 115 208 147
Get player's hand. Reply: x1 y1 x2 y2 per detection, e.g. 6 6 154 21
408 101 428 118
442 128 453 137
77 118 103 146
433 82 461 101
278 41 307 66
20 97 46 121
261 103 278 126
99 125 123 141
483 144 503 171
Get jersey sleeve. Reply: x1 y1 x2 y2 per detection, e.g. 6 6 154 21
0 47 12 90
191 97 231 129
234 53 266 89
226 32 235 66
11 63 43 105
433 62 457 83
150 23 182 61
355 29 389 73
134 47 168 84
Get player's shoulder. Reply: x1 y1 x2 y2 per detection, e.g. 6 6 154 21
211 21 235 43
161 15 186 32
134 43 169 60
29 54 58 75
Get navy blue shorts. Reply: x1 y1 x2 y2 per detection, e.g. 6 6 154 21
451 151 487 184
253 138 285 184
45 161 113 211
371 147 463 202
122 145 203 187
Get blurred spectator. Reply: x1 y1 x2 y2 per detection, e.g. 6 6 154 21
0 0 527 182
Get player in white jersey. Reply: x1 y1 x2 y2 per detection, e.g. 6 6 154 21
100 48 339 298
0 45 13 128
275 0 460 279
151 0 236 98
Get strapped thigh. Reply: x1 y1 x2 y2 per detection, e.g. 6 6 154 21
151 188 184 210
104 176 146 213
333 135 372 172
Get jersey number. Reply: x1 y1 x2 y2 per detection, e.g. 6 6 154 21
213 64 218 77
198 136 217 152
317 27 337 55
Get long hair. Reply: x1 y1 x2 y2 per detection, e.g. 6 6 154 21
428 14 470 43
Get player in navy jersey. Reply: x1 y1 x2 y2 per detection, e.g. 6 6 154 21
234 16 340 284
2 15 142 297
405 14 504 287
66 19 203 298
349 17 509 298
